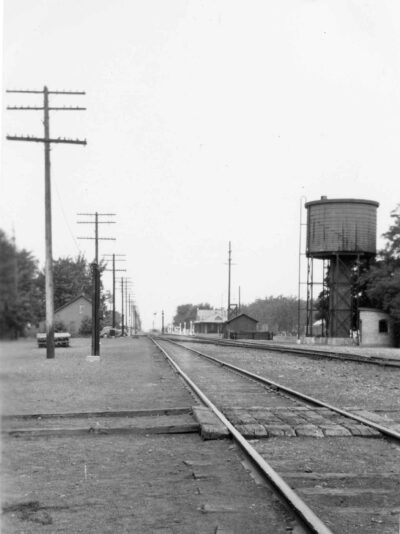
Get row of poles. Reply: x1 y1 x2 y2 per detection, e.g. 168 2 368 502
6 86 138 359
78 216 138 356
105 259 139 341
77 212 115 357
6 86 254 351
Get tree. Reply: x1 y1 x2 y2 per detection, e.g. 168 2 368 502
52 255 92 310
361 204 400 346
54 320 67 332
173 303 212 326
0 230 41 338
242 295 306 334
79 316 92 336
0 235 109 338
35 254 107 315
382 204 400 259
101 308 121 328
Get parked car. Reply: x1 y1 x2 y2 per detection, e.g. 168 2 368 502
100 327 121 338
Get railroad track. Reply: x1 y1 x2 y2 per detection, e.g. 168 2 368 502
152 336 400 534
167 334 400 368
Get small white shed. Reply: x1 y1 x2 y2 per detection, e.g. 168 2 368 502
359 308 393 347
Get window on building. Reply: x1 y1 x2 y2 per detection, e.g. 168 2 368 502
79 305 84 315
379 319 388 333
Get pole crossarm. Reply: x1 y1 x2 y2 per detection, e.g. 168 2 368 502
49 91 86 95
7 89 86 95
77 213 116 216
7 106 86 111
7 135 87 145
77 237 116 240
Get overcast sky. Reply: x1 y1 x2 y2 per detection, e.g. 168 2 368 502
1 1 399 330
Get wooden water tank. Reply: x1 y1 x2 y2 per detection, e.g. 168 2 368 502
305 197 379 258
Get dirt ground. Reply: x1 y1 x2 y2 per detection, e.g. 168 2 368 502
2 433 297 534
0 337 298 533
0 337 194 415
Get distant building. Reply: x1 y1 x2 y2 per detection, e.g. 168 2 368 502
193 308 227 334
311 319 326 337
54 295 92 336
223 313 258 338
359 308 393 347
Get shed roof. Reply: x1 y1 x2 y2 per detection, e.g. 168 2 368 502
55 294 91 314
226 313 258 325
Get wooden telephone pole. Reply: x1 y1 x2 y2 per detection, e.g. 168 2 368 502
125 282 133 334
226 241 239 320
77 213 116 355
228 241 232 320
103 254 126 328
128 293 136 334
6 87 86 359
117 277 132 336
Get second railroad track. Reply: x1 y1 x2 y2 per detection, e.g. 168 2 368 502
152 336 400 534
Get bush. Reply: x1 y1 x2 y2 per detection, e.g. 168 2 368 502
54 320 67 333
79 316 92 336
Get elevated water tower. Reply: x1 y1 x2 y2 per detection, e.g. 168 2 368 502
305 197 379 338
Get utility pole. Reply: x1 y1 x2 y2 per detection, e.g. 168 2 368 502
77 213 116 355
134 306 138 335
228 241 232 320
162 310 165 334
103 254 126 328
125 282 129 334
6 87 86 359
128 294 131 334
117 277 132 336
297 196 307 341
11 229 18 316
131 300 137 336
128 293 136 335
124 280 133 335
121 278 124 336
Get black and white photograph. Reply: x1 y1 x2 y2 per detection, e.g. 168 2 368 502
1 1 400 532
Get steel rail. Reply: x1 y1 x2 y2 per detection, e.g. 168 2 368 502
162 337 400 442
172 335 400 368
151 336 334 534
